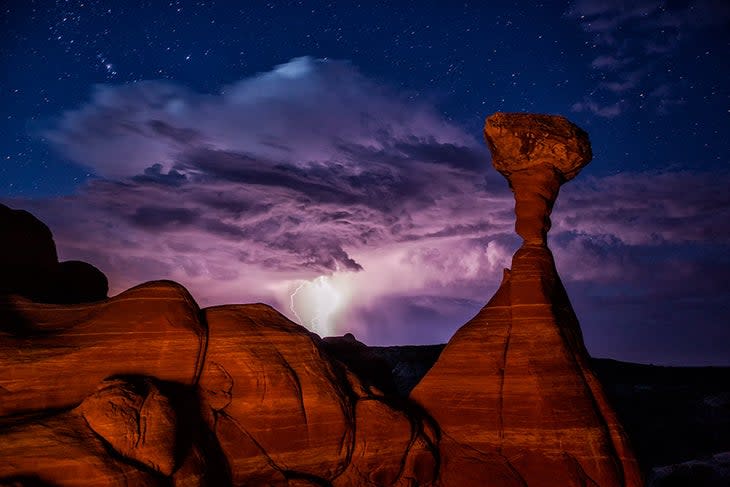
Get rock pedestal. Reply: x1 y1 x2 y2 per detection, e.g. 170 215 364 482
411 113 644 486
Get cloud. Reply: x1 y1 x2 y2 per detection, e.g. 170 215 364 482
6 57 729 365
590 55 631 70
566 0 729 116
554 170 730 246
26 57 512 326
571 98 624 118
46 57 474 179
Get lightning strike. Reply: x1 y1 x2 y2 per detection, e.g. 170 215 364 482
288 275 345 336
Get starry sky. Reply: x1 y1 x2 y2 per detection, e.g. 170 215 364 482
1 0 729 365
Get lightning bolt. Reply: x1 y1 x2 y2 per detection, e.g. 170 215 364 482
289 281 306 326
288 276 340 336
309 277 328 333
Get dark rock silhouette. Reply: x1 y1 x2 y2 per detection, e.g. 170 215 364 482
322 333 399 396
0 204 58 300
0 203 108 304
52 260 109 304
0 113 650 486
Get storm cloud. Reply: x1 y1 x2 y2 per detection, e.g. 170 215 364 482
8 57 729 365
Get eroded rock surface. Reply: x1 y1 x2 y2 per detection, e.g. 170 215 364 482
484 113 592 245
78 378 178 476
197 304 436 486
484 112 592 180
0 409 162 486
0 280 206 417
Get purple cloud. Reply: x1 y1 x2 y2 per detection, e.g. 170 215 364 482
571 98 624 118
5 57 729 365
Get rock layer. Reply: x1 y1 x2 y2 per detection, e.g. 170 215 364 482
0 280 206 417
411 113 643 486
78 378 178 476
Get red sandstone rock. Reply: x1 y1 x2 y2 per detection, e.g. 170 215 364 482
78 378 178 476
484 113 592 245
0 383 165 486
197 304 436 486
198 304 352 483
484 112 592 181
0 417 161 486
411 113 643 487
0 280 205 417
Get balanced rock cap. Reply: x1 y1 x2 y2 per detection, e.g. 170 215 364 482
484 112 592 181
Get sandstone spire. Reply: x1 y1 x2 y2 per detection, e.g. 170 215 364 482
411 113 644 486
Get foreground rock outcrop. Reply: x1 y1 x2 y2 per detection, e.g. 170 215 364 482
0 290 436 486
0 113 643 486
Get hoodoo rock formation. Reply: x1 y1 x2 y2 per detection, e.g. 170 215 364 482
411 113 644 486
0 113 643 486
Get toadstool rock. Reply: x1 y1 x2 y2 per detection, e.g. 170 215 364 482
411 113 644 487
484 112 592 245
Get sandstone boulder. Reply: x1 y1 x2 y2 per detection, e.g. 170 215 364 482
484 112 592 180
51 260 109 304
484 113 592 245
0 395 163 486
197 304 437 486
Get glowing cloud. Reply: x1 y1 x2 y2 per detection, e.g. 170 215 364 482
289 275 351 336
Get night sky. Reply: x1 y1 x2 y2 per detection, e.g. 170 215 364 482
2 1 729 365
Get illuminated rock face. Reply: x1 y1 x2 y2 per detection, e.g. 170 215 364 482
0 286 436 486
196 304 437 486
0 113 642 486
411 113 644 486
484 112 592 245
